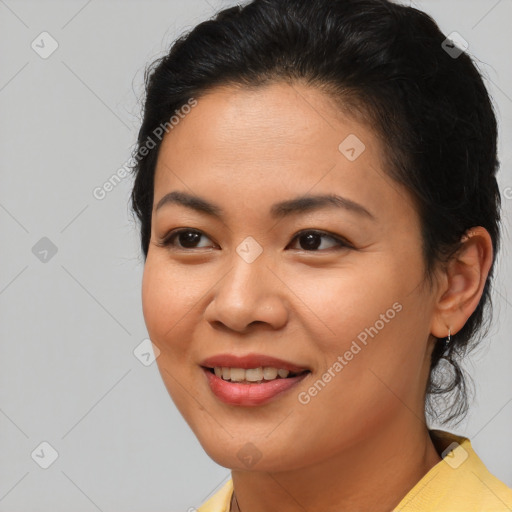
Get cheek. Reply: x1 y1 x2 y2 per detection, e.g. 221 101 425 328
141 259 195 397
142 264 170 344
293 261 426 406
141 256 203 343
141 259 200 413
295 264 405 352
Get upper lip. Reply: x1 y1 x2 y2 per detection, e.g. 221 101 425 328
200 353 310 373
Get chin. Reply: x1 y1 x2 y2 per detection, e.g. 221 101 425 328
193 431 307 473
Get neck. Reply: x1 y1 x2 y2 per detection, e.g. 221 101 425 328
230 419 442 512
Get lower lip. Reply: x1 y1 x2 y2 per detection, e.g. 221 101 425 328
202 367 309 406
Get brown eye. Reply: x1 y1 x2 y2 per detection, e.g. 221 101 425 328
288 230 351 251
158 229 214 249
157 228 351 252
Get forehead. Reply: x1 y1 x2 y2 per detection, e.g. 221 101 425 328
153 82 412 220
157 82 368 163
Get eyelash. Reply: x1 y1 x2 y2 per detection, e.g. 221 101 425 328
156 228 353 252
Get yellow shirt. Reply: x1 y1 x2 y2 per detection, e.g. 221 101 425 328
197 430 512 512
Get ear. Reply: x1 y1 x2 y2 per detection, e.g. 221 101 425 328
430 226 494 339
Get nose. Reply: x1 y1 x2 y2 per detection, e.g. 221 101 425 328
203 252 289 333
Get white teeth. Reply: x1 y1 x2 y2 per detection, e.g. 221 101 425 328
230 368 245 382
263 367 278 380
212 366 295 382
245 368 263 382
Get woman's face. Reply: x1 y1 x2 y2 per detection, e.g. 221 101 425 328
142 82 440 471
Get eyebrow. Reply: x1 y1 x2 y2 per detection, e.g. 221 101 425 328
155 190 375 221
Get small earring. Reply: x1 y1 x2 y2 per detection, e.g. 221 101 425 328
445 327 451 351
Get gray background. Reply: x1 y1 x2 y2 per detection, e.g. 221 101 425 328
0 0 511 510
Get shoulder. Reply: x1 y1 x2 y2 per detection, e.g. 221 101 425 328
197 479 233 512
394 430 512 512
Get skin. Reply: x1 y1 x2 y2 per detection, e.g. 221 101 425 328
141 81 493 512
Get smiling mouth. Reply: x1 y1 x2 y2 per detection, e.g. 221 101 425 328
203 366 311 384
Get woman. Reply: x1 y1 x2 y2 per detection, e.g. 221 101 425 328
129 0 512 510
